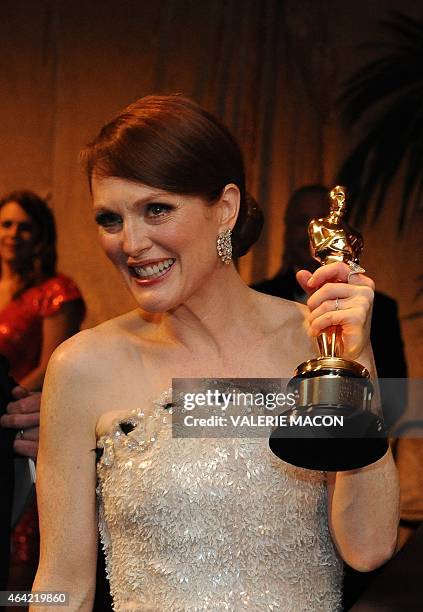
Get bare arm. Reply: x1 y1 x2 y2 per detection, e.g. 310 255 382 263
297 263 400 570
327 342 399 570
31 332 99 611
20 299 84 391
327 445 399 571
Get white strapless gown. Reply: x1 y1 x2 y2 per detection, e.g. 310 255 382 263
96 390 343 611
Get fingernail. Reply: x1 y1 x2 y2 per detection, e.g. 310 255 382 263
307 277 314 287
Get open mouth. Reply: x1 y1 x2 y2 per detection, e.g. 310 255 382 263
129 258 175 280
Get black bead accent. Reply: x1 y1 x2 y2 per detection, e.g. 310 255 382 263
95 447 104 463
120 421 136 435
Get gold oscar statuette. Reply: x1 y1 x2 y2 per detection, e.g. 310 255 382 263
269 186 388 471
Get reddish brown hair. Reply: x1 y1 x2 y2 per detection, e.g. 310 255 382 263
81 94 263 257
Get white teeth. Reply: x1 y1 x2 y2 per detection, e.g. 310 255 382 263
132 258 175 279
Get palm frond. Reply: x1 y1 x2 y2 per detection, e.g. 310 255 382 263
339 55 422 126
336 11 423 230
381 11 423 46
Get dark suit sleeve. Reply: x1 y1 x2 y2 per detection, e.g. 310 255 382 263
0 356 18 589
370 293 407 379
370 293 408 429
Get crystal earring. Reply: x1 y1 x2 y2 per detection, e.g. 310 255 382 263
216 228 232 264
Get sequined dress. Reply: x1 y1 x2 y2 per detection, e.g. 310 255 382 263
96 391 343 612
0 274 83 381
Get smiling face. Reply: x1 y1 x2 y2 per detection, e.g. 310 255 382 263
0 201 37 264
92 177 225 313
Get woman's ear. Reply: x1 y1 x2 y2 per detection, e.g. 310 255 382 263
217 183 240 230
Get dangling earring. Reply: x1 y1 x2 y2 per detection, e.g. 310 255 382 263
216 228 232 264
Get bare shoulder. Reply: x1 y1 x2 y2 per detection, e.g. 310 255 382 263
48 309 146 374
249 289 315 366
42 312 148 429
250 288 309 330
42 310 150 428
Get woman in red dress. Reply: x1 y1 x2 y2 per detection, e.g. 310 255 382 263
0 190 85 594
0 190 85 390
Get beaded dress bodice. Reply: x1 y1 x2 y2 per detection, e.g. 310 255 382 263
96 390 343 612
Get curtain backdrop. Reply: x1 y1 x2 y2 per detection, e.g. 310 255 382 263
0 0 422 376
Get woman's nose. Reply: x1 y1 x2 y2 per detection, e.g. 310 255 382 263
8 223 20 238
122 219 153 257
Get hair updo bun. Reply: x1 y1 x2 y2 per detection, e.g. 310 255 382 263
232 192 264 257
82 94 264 257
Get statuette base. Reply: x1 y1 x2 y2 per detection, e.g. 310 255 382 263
269 357 388 471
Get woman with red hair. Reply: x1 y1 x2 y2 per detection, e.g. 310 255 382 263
33 95 398 611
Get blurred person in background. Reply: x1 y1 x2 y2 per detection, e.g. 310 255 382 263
0 190 85 390
0 190 85 594
0 378 40 589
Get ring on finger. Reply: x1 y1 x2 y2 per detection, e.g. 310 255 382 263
347 261 366 283
335 297 340 311
16 429 24 440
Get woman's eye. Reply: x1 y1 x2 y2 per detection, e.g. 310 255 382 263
1 220 12 229
95 212 122 228
146 203 172 218
20 222 33 233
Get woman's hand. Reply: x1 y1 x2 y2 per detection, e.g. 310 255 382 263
296 261 374 361
0 386 40 460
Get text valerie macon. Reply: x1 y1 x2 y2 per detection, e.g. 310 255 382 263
179 388 344 429
183 413 345 428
